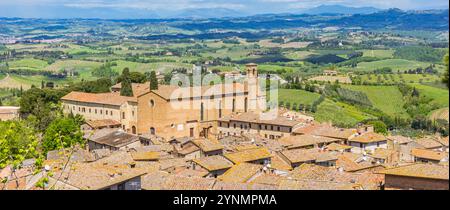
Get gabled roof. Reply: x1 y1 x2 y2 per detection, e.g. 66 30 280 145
280 148 338 164
224 147 272 164
218 163 262 183
192 138 224 153
192 155 233 172
131 151 160 161
278 135 341 149
349 132 386 143
380 163 449 180
415 138 443 149
61 91 136 106
411 148 448 161
90 131 140 148
220 112 300 127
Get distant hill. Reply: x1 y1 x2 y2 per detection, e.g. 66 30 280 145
302 5 381 15
172 8 243 19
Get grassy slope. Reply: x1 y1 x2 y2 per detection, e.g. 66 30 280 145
412 84 449 108
314 99 376 127
353 59 430 72
8 58 49 71
278 89 321 106
344 85 409 118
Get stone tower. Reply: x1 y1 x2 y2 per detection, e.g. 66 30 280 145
245 63 266 113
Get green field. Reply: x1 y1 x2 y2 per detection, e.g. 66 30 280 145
359 49 394 58
278 89 321 106
45 60 102 72
8 58 49 71
111 60 191 74
314 99 376 127
412 84 449 108
359 74 441 84
352 59 431 72
344 85 409 117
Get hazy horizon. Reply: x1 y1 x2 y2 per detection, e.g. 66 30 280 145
0 0 448 19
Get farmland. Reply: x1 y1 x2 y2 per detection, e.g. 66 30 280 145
278 89 321 107
343 85 409 118
351 59 431 72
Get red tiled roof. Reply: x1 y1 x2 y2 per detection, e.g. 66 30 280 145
61 91 136 106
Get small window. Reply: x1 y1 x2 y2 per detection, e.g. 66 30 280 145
150 100 155 107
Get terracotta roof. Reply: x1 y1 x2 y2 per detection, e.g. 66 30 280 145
369 148 397 160
86 119 121 129
141 171 170 190
192 155 233 172
289 164 383 190
161 175 216 190
224 147 272 164
143 83 247 100
269 153 293 171
61 91 135 106
437 136 449 147
220 112 300 127
280 148 338 164
90 131 140 148
131 151 160 161
278 179 361 190
192 138 224 152
387 135 413 144
112 82 150 97
349 132 386 143
415 138 443 149
336 152 382 172
325 143 353 151
278 135 341 149
411 148 448 161
292 123 331 135
380 163 449 180
311 127 357 140
249 173 283 186
219 163 262 183
50 161 147 190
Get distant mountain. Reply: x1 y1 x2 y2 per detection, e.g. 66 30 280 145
302 5 381 15
171 8 243 19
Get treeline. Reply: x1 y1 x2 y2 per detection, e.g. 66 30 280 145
394 46 447 63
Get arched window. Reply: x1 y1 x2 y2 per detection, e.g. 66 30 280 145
200 102 204 121
132 126 137 134
150 127 156 135
232 99 236 112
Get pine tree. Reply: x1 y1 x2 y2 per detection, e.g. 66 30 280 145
120 68 133 97
150 71 159 90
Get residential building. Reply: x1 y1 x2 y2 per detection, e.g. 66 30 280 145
381 163 449 190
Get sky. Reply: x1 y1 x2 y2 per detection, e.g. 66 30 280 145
0 0 448 18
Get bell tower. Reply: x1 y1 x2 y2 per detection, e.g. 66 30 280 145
245 63 266 113
246 63 258 78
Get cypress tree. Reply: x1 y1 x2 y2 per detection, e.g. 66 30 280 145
150 71 158 90
120 68 133 96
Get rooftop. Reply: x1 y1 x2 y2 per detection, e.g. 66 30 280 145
224 147 272 164
411 148 448 161
380 163 449 180
220 112 300 127
192 138 224 153
90 131 140 148
349 132 386 144
218 163 262 183
61 91 136 106
192 155 233 172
